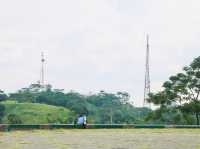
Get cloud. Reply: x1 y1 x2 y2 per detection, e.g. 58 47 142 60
0 0 200 106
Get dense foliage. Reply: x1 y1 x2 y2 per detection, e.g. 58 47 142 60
0 90 6 122
147 56 200 125
0 86 150 124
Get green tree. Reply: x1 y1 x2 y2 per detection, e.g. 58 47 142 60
7 114 22 124
0 90 7 123
0 104 5 123
148 56 200 125
0 90 7 101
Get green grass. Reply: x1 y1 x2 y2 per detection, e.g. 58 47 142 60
1 100 73 124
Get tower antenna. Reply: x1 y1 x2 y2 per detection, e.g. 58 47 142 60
143 34 151 107
40 52 45 86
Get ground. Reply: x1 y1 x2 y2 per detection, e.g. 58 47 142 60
0 129 200 149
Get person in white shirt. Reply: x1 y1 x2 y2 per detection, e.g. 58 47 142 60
77 115 87 128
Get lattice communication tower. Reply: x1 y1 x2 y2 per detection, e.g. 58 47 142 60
40 52 45 86
143 35 151 107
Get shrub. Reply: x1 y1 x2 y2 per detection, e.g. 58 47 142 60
7 114 22 124
0 104 5 123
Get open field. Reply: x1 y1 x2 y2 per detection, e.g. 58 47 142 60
0 129 200 149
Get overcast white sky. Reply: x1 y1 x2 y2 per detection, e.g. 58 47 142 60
0 0 200 106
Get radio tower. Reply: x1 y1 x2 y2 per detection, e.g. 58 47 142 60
40 52 45 87
143 35 151 107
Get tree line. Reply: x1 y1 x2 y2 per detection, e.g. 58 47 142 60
0 86 150 124
1 56 200 125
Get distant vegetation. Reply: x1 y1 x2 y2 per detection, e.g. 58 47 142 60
0 86 150 124
1 56 200 125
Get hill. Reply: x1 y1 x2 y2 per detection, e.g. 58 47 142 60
0 88 151 124
0 101 74 124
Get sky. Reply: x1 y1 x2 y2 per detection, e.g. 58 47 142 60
0 0 200 106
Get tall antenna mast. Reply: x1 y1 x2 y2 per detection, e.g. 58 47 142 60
143 34 151 107
40 52 45 86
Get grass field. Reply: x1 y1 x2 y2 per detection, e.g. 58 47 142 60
1 100 72 124
0 129 200 149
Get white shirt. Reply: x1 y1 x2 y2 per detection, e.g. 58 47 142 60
77 116 86 124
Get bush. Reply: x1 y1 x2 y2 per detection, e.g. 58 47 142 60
0 104 5 123
145 107 194 125
7 114 22 124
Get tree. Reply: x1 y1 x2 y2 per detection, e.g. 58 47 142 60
117 92 130 104
7 114 22 124
0 104 5 123
0 90 7 123
0 90 7 101
148 56 200 125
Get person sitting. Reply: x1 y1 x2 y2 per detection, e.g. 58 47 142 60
77 115 87 128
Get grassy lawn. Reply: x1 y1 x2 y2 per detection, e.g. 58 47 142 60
0 129 200 149
1 100 72 124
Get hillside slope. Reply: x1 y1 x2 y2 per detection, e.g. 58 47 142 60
1 101 74 124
